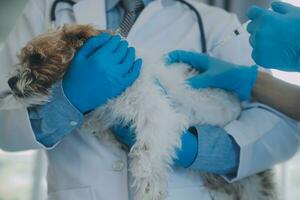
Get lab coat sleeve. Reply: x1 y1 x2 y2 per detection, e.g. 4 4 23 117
224 103 300 182
189 124 240 176
28 81 84 148
0 0 51 151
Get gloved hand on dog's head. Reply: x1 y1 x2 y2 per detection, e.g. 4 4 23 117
63 33 142 113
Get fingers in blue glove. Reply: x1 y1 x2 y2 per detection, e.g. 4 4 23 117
248 33 256 47
246 20 258 34
123 58 142 84
113 40 129 63
187 73 212 89
100 35 122 53
121 47 136 76
112 124 136 148
272 1 295 14
174 131 198 168
247 6 269 20
167 50 210 71
76 33 111 58
123 47 135 64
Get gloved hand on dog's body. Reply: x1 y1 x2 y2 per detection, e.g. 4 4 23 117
167 50 258 101
63 33 142 114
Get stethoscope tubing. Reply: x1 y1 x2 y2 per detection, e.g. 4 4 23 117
175 0 207 53
50 0 76 22
50 0 207 53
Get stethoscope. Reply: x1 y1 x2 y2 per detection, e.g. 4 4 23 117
50 0 207 53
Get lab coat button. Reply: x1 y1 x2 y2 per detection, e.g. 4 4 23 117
70 121 78 126
112 160 125 171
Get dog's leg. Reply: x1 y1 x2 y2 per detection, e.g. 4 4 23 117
92 64 188 200
128 87 188 200
201 171 277 200
238 171 277 200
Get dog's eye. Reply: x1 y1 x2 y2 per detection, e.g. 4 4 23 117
29 53 44 67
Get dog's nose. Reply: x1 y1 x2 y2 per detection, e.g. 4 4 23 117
8 76 18 90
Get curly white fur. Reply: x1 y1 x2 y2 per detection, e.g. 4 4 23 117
82 51 242 200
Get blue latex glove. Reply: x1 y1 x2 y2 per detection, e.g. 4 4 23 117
112 125 198 168
63 33 142 113
167 50 258 101
247 2 300 72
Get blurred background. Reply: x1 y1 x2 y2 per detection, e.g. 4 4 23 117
0 0 300 200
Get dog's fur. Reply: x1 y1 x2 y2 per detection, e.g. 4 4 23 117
8 24 277 200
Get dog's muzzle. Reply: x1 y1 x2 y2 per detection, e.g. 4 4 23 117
8 76 24 97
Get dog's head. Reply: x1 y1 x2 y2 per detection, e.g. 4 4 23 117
8 24 105 104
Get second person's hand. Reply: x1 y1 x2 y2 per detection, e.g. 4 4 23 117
247 2 300 72
167 50 258 101
63 33 142 113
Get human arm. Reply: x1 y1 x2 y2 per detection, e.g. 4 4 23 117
112 124 240 175
111 102 300 181
253 71 300 121
28 33 142 148
112 124 198 167
166 51 258 101
28 81 84 148
167 50 300 181
223 102 300 181
168 50 300 121
247 2 300 72
0 0 50 151
0 0 142 150
163 4 300 181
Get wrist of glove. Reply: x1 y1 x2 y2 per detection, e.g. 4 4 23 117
167 50 258 101
174 131 198 168
112 124 198 168
247 2 300 72
231 65 258 101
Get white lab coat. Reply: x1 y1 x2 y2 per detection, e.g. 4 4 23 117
0 0 300 199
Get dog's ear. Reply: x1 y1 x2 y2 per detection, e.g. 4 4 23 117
61 25 97 48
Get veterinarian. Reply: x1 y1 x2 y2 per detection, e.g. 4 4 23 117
0 0 299 200
167 1 300 121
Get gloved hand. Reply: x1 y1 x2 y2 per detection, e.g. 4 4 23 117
63 33 142 113
247 2 300 72
167 50 258 101
112 124 198 168
112 124 136 148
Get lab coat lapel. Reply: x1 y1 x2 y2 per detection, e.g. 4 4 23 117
127 0 162 42
73 0 107 29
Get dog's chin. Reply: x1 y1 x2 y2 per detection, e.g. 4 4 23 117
13 93 50 108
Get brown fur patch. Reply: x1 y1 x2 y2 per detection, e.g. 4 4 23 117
11 24 110 98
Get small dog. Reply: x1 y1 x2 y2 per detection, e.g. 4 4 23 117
8 24 277 200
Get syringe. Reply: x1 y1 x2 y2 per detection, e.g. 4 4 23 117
233 21 249 36
210 21 250 53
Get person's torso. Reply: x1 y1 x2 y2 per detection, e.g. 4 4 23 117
46 0 239 199
47 129 212 200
